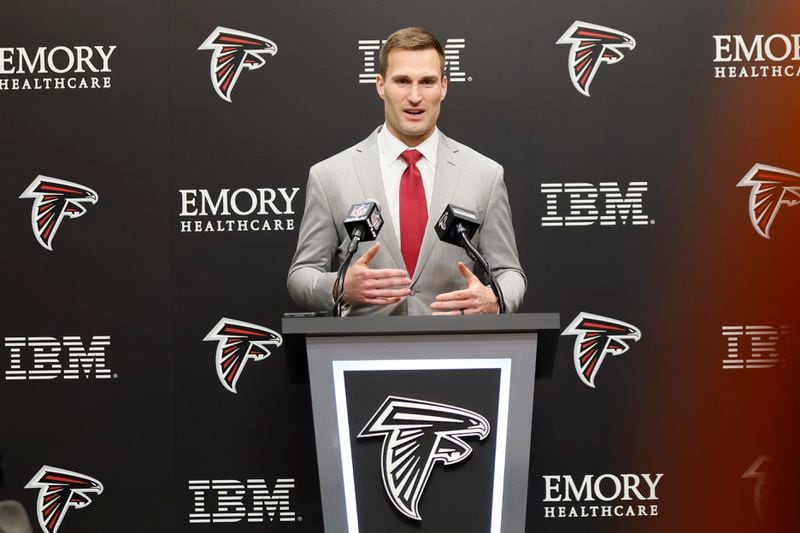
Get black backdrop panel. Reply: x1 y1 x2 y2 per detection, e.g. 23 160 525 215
170 0 532 530
1 0 796 532
0 1 174 532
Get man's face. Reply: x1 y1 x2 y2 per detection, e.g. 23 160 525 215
376 48 448 147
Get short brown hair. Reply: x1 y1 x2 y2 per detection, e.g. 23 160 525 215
379 27 445 77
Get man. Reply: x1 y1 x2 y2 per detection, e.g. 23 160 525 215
288 27 525 315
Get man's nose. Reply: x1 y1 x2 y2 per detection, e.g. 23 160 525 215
408 84 423 103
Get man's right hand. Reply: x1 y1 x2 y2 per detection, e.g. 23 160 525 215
343 242 412 305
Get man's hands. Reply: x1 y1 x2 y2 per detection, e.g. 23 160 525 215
431 262 499 315
343 242 412 306
341 248 497 313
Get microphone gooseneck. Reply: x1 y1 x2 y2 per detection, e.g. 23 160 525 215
333 200 384 316
456 224 507 314
435 204 508 314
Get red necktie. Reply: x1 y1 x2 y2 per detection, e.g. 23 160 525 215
399 149 427 277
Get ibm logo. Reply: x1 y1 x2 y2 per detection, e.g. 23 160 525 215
541 181 651 227
188 478 297 524
4 335 113 380
358 38 468 83
722 325 790 370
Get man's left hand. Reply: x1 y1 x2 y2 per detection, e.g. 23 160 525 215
431 262 499 315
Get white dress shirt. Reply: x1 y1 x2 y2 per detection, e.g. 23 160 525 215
377 125 439 244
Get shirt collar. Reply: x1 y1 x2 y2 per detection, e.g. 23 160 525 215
378 124 439 166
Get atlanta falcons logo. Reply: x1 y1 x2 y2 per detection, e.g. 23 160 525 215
556 21 636 97
736 163 800 239
203 318 282 393
198 27 277 102
562 312 641 388
25 466 103 533
358 396 490 521
742 455 772 519
19 176 98 251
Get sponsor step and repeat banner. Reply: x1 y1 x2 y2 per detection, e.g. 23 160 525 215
1 0 796 532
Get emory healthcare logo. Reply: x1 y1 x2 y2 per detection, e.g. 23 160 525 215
562 313 641 388
25 466 103 533
203 318 282 393
713 33 800 79
19 176 98 251
358 396 490 521
0 44 115 92
543 473 662 519
178 186 300 233
198 27 277 102
556 21 636 97
736 163 800 239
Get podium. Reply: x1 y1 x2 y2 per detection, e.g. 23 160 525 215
282 313 560 533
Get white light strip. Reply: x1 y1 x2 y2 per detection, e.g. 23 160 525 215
490 358 511 533
333 364 360 533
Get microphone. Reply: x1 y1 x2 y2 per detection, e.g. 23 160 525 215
343 200 384 253
435 204 507 314
333 200 384 316
435 204 480 245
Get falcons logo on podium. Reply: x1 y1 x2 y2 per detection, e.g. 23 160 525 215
25 466 103 533
358 396 490 521
562 312 641 388
203 318 282 393
736 163 800 239
19 176 98 251
556 21 636 97
198 26 277 102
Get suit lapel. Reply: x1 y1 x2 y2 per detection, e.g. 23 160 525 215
352 130 405 269
412 133 461 282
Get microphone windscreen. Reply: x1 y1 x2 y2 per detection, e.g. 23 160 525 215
343 201 384 242
435 204 481 246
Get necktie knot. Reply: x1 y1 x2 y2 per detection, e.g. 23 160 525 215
400 149 422 166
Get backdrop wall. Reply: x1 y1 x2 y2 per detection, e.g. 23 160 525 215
1 1 797 531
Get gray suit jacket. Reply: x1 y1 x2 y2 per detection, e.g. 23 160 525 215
287 127 526 315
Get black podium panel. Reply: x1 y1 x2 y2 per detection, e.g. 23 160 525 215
347 368 500 532
283 314 559 533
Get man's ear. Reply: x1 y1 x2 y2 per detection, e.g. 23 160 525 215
376 74 385 100
440 75 448 101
